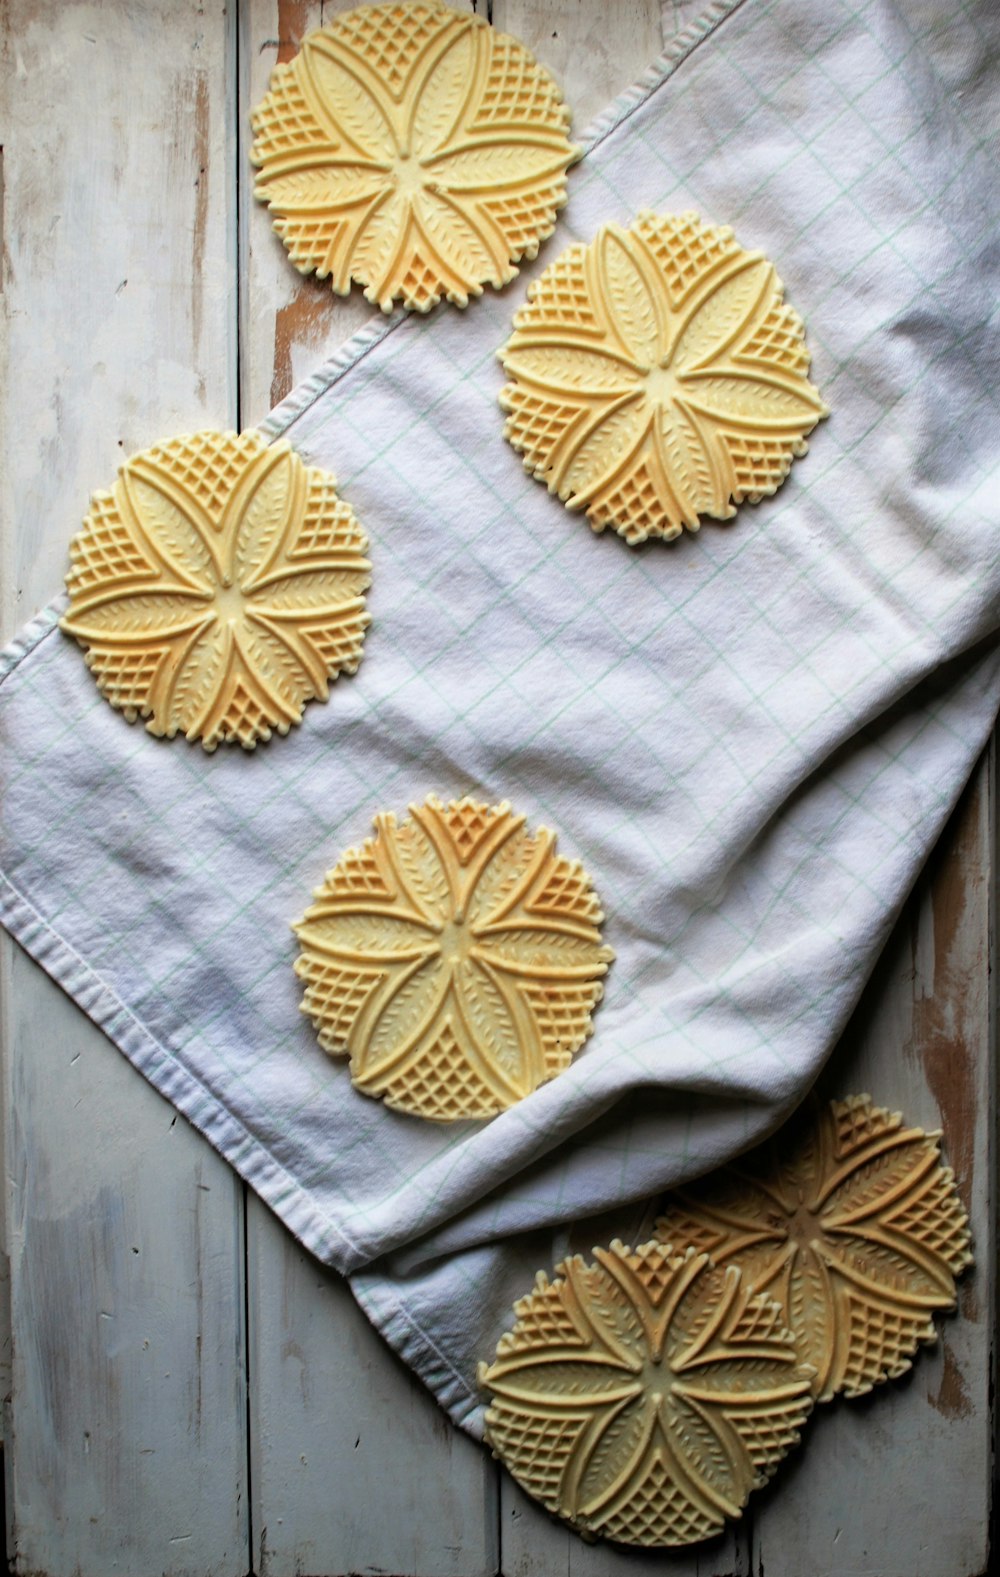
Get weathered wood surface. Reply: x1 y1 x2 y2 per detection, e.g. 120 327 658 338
1 2 995 1575
0 5 249 1574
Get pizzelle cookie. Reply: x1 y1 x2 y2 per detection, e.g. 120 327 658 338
479 1239 815 1547
499 210 828 545
293 794 613 1120
655 1094 973 1402
61 430 371 750
251 0 579 312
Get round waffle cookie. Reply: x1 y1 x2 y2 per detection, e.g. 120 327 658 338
61 430 371 751
293 794 613 1121
655 1094 973 1402
499 209 828 545
251 0 579 313
479 1238 814 1548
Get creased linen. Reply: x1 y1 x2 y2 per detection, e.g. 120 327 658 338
2 0 999 1433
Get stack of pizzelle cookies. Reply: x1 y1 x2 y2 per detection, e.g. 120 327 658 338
53 0 968 1550
479 1093 972 1546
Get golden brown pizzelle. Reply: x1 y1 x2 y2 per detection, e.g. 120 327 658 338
61 430 371 750
480 1238 814 1547
500 209 828 544
293 793 613 1120
655 1093 973 1401
251 0 579 312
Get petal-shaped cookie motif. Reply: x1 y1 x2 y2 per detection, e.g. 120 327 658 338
479 1239 814 1547
251 0 579 312
499 210 828 545
292 794 613 1120
655 1094 973 1402
61 430 371 750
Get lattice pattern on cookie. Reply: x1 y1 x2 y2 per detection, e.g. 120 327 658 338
633 209 742 309
512 243 596 333
142 430 265 526
61 430 371 750
656 1094 973 1402
482 186 565 262
521 979 605 1079
500 210 827 545
841 1296 935 1396
586 451 683 546
331 1 451 97
250 63 335 165
82 643 171 718
301 609 371 676
469 30 571 134
599 1462 721 1549
67 492 154 592
485 1407 586 1505
368 1020 503 1122
297 958 384 1053
293 795 613 1121
531 858 603 922
296 484 365 557
741 299 812 376
480 1241 813 1547
722 431 805 503
252 1 578 312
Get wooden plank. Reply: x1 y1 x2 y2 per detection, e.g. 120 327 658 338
488 7 750 1574
240 8 498 1574
0 3 249 1573
750 752 996 1577
4 969 250 1577
492 0 665 131
246 1204 499 1577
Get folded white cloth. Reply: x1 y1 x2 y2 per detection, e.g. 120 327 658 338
2 0 998 1432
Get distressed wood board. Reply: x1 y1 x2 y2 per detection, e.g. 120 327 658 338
0 3 995 1575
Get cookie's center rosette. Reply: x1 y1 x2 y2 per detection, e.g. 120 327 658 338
499 209 828 545
61 430 371 751
292 794 613 1121
250 0 579 313
479 1239 814 1547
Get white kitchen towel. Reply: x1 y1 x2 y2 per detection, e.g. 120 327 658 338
2 0 999 1433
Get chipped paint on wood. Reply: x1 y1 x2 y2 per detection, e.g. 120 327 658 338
912 768 989 1198
270 276 336 406
276 0 314 63
189 71 212 369
929 1332 973 1423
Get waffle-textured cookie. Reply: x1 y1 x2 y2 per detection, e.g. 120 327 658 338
61 431 371 750
251 0 578 312
480 1239 814 1547
500 210 828 545
293 794 613 1120
655 1094 973 1402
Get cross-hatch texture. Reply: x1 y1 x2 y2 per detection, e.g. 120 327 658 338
656 1094 973 1402
293 794 613 1121
480 1239 814 1547
61 431 371 751
251 0 578 312
500 209 828 544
